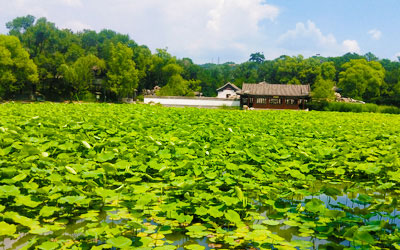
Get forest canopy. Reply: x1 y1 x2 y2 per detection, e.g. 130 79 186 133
1 15 400 106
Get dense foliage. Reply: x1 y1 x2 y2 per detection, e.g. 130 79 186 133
1 103 400 249
1 15 400 106
308 101 400 114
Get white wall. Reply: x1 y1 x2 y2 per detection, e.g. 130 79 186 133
217 89 238 99
144 96 240 107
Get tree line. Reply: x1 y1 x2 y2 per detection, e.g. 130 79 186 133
1 15 400 106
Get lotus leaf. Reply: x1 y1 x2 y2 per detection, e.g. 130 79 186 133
0 221 17 236
106 236 132 248
1 103 400 249
36 241 60 250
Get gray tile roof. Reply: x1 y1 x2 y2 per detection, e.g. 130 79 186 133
240 82 310 97
216 82 241 92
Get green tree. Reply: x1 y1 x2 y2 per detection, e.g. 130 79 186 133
0 35 38 98
320 61 336 81
312 62 336 100
65 43 85 62
364 52 378 62
338 59 385 101
312 78 335 100
59 54 105 99
249 52 265 63
274 55 321 85
158 63 201 96
232 61 258 86
132 45 153 89
106 43 139 99
6 15 35 38
158 76 201 96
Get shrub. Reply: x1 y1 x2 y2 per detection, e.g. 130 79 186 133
308 101 400 114
378 105 400 114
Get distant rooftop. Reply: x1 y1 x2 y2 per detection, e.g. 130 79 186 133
240 82 310 97
216 82 241 92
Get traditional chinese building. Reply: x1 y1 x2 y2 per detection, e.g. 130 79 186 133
216 82 241 99
238 82 311 109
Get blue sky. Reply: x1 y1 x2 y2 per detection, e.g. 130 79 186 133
0 0 399 64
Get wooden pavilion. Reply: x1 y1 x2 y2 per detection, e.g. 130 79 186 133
238 82 311 110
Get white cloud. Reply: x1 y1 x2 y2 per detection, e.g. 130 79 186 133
0 0 278 63
342 40 360 54
394 52 400 61
368 29 382 40
58 0 82 7
278 20 337 49
7 0 49 18
14 0 82 7
102 0 279 63
278 20 361 56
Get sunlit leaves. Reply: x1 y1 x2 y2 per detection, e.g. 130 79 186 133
36 241 60 250
40 206 61 217
305 198 325 213
0 185 20 197
224 210 242 225
106 236 132 248
0 221 17 236
1 103 400 249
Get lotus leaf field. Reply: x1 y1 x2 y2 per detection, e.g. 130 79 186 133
1 103 400 250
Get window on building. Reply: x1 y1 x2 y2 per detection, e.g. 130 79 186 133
226 94 231 98
256 98 267 104
285 99 297 105
269 98 281 105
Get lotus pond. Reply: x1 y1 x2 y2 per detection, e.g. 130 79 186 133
1 103 400 250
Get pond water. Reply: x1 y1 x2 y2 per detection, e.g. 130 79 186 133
2 187 400 250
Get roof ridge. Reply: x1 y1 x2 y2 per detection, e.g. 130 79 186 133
240 82 310 97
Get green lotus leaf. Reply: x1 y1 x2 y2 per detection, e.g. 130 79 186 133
14 195 41 208
12 173 28 182
39 206 61 217
90 244 113 250
37 241 59 250
305 198 325 213
153 245 177 250
225 210 241 225
0 221 17 236
4 211 40 229
291 240 313 248
0 185 20 197
58 195 87 204
220 196 239 206
185 245 205 250
136 193 156 207
194 206 208 216
208 206 224 218
186 224 207 232
283 220 301 227
358 224 381 232
29 226 51 234
323 210 346 219
354 231 375 244
263 220 280 226
115 160 131 170
101 162 117 174
96 151 115 162
106 236 132 248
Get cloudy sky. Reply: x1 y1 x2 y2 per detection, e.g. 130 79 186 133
1 0 399 64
